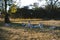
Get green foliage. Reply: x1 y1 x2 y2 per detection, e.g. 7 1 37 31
8 4 17 17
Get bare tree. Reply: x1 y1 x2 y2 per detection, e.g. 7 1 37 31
4 0 13 24
38 0 59 9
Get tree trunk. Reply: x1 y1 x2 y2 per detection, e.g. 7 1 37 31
4 0 10 24
4 12 11 26
4 13 11 26
4 13 10 23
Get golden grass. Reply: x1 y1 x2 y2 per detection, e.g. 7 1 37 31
10 18 60 26
0 26 60 40
0 18 60 40
0 18 60 26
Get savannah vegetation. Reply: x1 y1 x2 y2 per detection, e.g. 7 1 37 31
0 0 60 40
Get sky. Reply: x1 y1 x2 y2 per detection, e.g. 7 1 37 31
0 0 60 10
1 0 45 10
13 0 46 8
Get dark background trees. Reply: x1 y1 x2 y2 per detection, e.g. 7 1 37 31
10 6 60 20
0 0 60 20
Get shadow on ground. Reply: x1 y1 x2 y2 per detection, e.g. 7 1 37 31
0 22 60 40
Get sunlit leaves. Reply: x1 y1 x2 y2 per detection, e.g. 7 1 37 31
10 4 17 13
11 7 17 13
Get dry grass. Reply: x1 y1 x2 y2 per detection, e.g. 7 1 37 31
0 18 60 40
0 26 60 40
10 18 60 26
